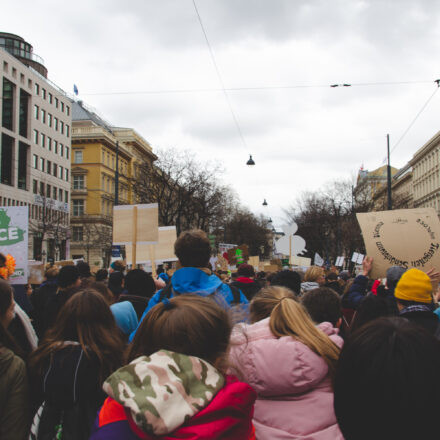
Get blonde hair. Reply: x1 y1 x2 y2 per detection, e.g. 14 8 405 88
304 266 325 282
250 286 340 377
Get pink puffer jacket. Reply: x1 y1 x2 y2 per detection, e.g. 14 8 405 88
229 318 344 440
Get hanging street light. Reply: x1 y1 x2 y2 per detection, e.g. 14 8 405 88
246 154 255 166
262 199 268 206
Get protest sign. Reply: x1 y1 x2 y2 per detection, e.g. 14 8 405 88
314 253 324 267
0 207 28 284
125 226 178 265
248 256 260 269
113 204 159 245
264 264 279 273
28 261 44 285
357 208 440 278
275 223 307 257
290 256 312 267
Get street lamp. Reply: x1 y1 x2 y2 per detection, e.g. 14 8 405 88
262 199 268 206
246 155 255 166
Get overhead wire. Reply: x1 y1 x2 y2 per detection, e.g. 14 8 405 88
191 0 249 153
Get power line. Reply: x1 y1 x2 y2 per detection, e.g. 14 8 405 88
191 0 249 153
382 84 440 162
79 79 435 97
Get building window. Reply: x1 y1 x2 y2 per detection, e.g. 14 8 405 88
61 102 64 112
66 105 70 116
60 121 64 134
33 154 38 169
73 199 84 216
2 78 14 131
48 113 52 127
66 125 70 137
74 150 83 164
54 117 58 131
47 160 52 175
19 89 29 138
65 190 68 203
39 157 45 171
42 88 46 100
39 181 45 195
46 184 51 198
33 129 38 144
73 175 85 190
60 144 63 157
65 168 69 182
54 140 58 154
33 179 38 194
48 93 53 104
59 165 63 179
65 147 69 159
53 163 57 178
34 104 39 120
0 134 14 185
72 226 83 241
53 186 57 200
55 97 59 108
34 83 39 95
40 133 45 147
41 109 46 124
47 137 52 151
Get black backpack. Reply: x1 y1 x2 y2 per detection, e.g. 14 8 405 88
158 282 242 305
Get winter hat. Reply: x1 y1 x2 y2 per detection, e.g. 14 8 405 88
394 268 433 304
237 263 255 277
386 266 406 289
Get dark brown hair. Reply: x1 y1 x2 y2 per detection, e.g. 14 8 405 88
0 279 22 355
89 281 115 304
29 289 124 382
128 295 231 371
174 229 211 268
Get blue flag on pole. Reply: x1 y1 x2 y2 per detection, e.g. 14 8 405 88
73 84 79 95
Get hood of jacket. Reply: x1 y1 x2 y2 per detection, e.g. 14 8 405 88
103 350 225 436
229 318 343 397
171 267 224 296
110 301 139 335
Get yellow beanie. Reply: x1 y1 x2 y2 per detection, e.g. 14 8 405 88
394 268 433 304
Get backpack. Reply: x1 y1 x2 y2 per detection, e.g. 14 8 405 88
158 282 242 305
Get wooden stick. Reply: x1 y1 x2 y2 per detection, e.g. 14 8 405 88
149 244 157 278
132 206 137 269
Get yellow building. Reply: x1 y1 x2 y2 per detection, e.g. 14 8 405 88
70 101 156 266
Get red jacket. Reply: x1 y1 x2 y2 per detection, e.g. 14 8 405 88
91 375 256 440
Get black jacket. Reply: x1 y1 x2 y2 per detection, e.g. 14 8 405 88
30 281 58 338
230 278 261 301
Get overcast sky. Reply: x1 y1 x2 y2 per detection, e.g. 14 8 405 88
4 0 440 223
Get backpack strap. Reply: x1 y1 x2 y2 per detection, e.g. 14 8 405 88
228 284 241 305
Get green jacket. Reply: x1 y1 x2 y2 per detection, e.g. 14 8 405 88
0 347 30 440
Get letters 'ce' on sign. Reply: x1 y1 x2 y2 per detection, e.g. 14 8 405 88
357 208 440 278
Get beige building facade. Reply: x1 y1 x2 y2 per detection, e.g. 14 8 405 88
0 33 71 261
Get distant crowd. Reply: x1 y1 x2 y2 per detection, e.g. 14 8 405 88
1 229 440 439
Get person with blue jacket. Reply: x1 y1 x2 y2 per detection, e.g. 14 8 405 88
130 229 248 341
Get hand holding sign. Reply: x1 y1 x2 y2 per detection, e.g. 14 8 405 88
426 268 440 295
362 256 373 277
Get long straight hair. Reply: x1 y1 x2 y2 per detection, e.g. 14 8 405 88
250 286 340 376
0 279 23 356
29 289 124 382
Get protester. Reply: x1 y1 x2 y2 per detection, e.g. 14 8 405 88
76 261 94 288
341 257 373 309
301 266 326 293
324 272 343 295
229 286 343 439
28 289 124 440
95 269 109 283
230 263 261 300
301 287 342 328
91 295 257 439
349 293 389 333
42 265 81 334
271 269 302 295
0 279 30 440
131 230 248 339
29 266 59 337
108 271 124 299
109 260 125 274
394 268 440 337
334 317 440 440
118 269 156 319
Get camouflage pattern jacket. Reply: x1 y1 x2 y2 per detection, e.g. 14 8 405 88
90 350 256 440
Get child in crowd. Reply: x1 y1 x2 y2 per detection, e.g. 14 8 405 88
229 286 343 439
28 289 125 440
91 295 257 440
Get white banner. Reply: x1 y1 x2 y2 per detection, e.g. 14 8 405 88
0 206 29 284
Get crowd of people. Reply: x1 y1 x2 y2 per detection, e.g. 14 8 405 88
1 228 440 439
